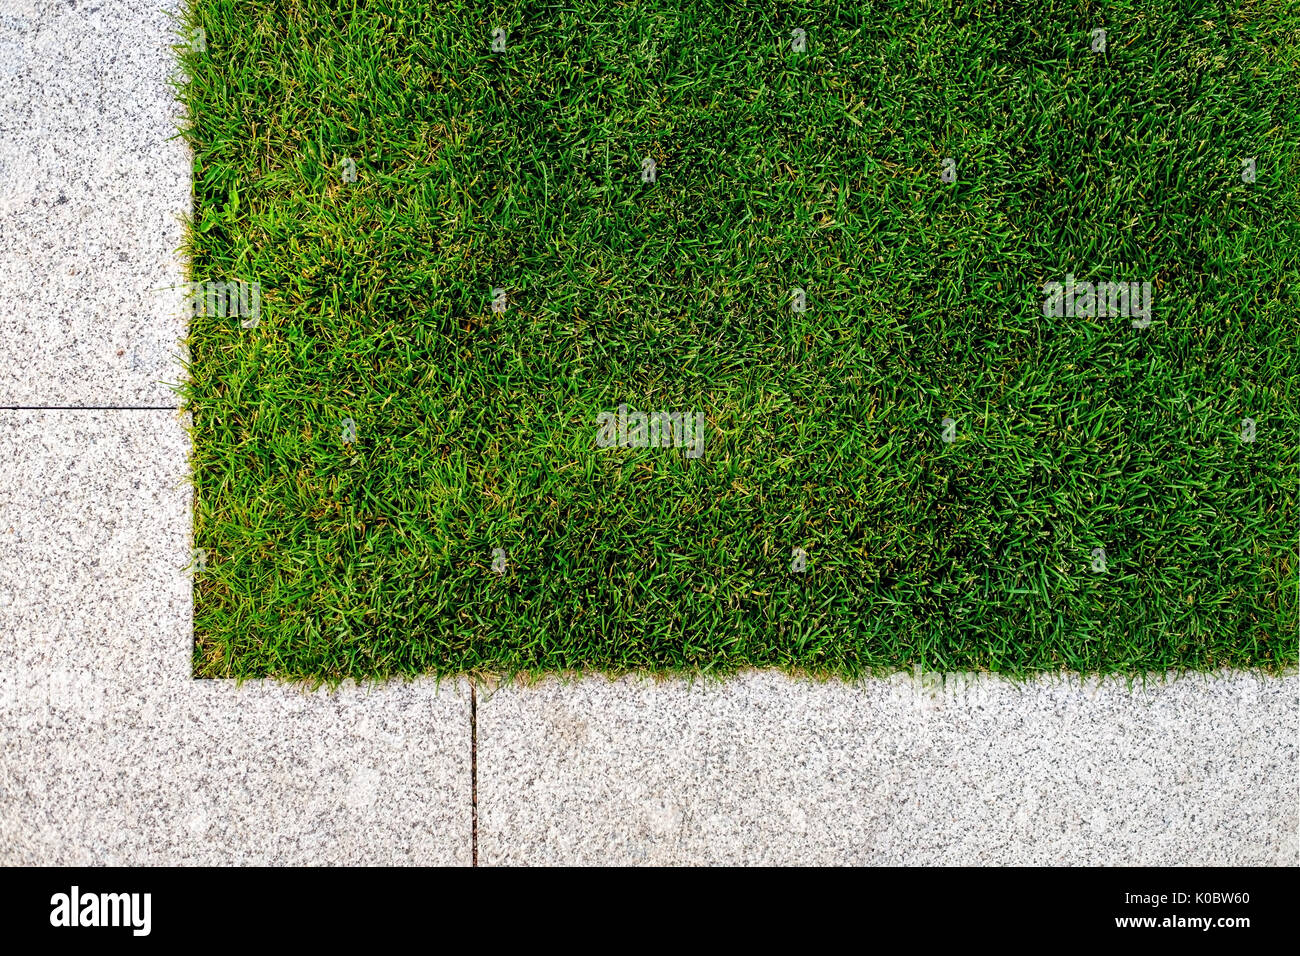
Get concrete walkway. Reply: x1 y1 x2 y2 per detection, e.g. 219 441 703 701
1 1 1294 866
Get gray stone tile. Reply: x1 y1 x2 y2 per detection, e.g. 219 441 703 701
0 412 472 864
478 670 1298 865
0 0 189 406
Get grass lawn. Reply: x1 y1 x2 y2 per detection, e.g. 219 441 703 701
179 0 1298 682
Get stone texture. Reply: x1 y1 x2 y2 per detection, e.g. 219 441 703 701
0 0 189 406
478 670 1298 865
0 412 472 864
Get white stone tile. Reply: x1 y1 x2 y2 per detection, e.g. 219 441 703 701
478 670 1298 865
0 1 188 406
0 412 471 864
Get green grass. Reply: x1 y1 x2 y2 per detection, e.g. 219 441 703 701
178 0 1299 682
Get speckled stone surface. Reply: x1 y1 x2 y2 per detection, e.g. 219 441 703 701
0 413 471 864
0 0 189 406
477 671 1298 865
